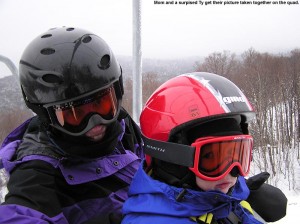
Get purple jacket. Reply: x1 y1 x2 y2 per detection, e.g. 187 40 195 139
0 117 142 224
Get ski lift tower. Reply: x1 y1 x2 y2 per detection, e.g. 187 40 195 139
132 0 142 124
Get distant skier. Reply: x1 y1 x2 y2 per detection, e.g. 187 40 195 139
122 72 287 224
0 27 143 224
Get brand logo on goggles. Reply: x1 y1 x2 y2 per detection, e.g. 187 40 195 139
223 96 246 104
146 144 165 153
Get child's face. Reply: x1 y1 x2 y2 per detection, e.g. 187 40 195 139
195 173 237 194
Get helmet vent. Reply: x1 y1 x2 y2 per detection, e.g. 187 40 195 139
82 35 92 43
66 27 75 31
98 54 110 70
41 48 55 55
41 34 52 38
42 74 63 84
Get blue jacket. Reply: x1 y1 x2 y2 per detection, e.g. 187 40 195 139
122 162 263 224
0 117 142 224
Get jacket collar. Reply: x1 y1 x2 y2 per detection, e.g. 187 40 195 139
124 161 251 220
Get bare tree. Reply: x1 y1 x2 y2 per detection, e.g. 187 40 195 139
196 50 239 80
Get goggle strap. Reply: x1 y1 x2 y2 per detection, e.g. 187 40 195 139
142 134 195 167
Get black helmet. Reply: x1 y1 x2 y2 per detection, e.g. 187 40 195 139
19 27 124 136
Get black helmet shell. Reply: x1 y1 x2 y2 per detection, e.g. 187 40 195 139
19 27 122 104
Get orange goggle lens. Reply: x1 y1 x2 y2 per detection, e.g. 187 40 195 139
190 135 253 181
51 86 118 127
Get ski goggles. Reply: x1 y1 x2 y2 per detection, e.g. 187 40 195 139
44 86 118 134
189 135 253 181
143 134 253 181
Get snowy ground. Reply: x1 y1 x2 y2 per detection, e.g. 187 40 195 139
250 147 300 223
263 169 299 222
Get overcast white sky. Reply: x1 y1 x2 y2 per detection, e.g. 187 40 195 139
0 0 299 77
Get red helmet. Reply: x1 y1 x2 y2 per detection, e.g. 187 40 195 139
140 72 255 141
140 72 256 184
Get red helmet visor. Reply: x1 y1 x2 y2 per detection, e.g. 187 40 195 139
45 86 118 132
189 135 253 181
